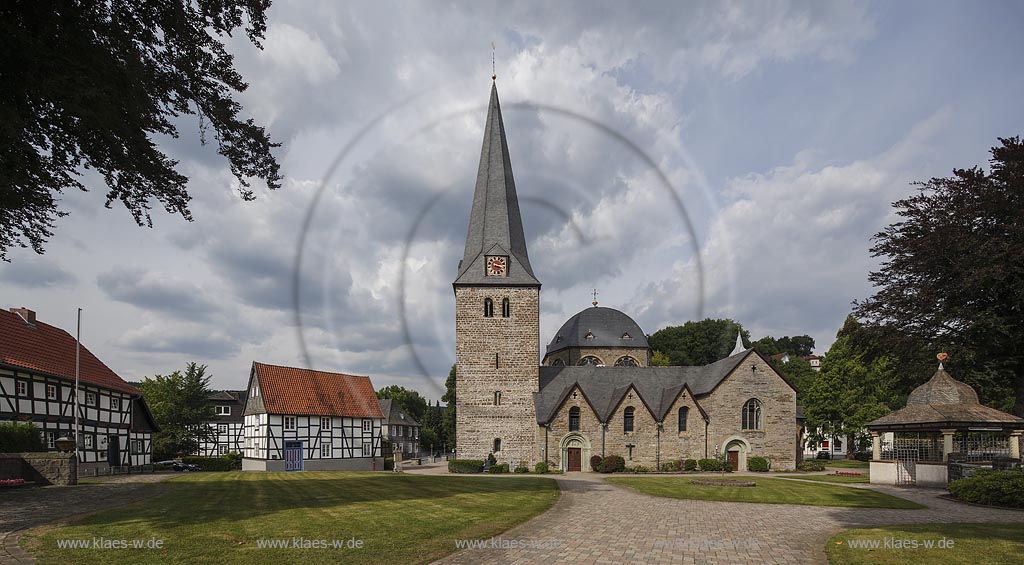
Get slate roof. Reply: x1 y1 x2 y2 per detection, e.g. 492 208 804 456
454 83 539 286
378 398 421 426
252 362 384 418
208 390 248 423
534 349 757 424
0 308 139 394
867 365 1024 430
545 307 650 355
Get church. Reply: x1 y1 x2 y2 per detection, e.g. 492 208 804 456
454 82 800 472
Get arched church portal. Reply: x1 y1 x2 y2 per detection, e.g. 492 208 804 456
559 433 592 472
722 437 751 472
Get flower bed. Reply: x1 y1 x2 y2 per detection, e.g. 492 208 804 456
690 479 756 487
834 471 862 476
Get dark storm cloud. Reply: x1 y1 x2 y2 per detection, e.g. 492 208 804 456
0 259 76 288
96 267 220 319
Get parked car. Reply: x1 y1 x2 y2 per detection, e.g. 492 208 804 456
154 460 200 472
815 451 832 460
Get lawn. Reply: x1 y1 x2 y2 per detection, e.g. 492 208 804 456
780 474 870 484
21 472 559 564
824 459 870 469
826 523 1024 564
606 476 922 508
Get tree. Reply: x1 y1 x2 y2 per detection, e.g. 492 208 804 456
441 364 456 451
650 350 672 366
773 358 818 402
138 362 216 460
0 1 282 260
376 385 427 422
647 319 748 366
420 400 443 452
803 317 899 454
854 137 1024 415
752 335 816 357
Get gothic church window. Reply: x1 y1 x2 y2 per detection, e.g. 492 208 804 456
501 298 510 317
623 407 635 432
569 407 580 431
678 407 688 432
484 298 494 317
578 356 601 366
742 399 763 430
551 359 565 367
614 356 639 367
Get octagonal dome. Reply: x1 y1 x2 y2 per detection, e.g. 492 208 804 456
546 306 649 354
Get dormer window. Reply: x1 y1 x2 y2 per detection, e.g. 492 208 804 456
621 332 632 339
555 335 563 343
215 405 231 415
584 331 595 340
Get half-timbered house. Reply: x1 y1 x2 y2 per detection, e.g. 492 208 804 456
0 307 159 471
197 390 247 456
241 362 385 471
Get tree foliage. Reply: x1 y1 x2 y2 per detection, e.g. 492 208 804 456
0 1 282 260
138 362 215 460
441 364 456 450
752 335 815 357
647 319 749 366
854 136 1024 415
773 358 818 402
376 385 428 423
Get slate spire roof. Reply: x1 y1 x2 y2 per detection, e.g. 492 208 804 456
730 331 746 356
454 83 540 286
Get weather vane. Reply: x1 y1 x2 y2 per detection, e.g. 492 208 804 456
592 289 599 307
491 41 496 80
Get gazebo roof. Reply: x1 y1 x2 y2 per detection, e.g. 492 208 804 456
867 364 1024 431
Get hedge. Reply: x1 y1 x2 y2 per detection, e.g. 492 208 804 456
948 470 1024 508
181 455 234 471
599 454 625 473
534 461 550 474
0 422 45 453
487 463 510 474
684 458 698 471
747 456 770 472
448 459 484 473
698 458 722 472
798 460 825 472
590 455 604 472
514 465 530 474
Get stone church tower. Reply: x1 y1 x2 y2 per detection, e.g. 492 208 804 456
454 83 540 466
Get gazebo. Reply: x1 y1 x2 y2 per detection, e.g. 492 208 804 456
867 361 1024 487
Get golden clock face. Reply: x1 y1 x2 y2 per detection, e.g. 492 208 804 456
485 255 508 276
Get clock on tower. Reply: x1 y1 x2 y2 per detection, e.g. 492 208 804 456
485 255 508 277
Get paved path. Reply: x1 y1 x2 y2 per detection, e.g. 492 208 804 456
0 474 172 565
429 472 1024 565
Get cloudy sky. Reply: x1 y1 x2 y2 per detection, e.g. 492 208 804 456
2 1 1022 400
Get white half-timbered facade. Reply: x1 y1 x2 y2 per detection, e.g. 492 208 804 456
0 308 159 470
241 362 385 471
197 390 247 456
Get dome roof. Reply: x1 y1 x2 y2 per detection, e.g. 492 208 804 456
546 307 649 354
906 366 980 405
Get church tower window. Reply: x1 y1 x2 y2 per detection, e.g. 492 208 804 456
501 298 510 318
623 407 635 432
484 298 494 318
494 391 502 405
569 406 580 431
493 438 501 453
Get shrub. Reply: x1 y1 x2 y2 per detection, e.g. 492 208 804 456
599 454 625 473
486 452 497 467
798 460 825 472
514 465 530 474
948 470 1024 508
659 461 677 472
747 456 770 472
224 451 243 469
448 459 484 473
854 451 871 462
534 461 550 474
684 459 698 471
487 463 509 474
815 451 832 460
723 462 733 472
625 465 652 473
698 458 722 472
0 422 45 453
181 456 233 471
590 455 604 472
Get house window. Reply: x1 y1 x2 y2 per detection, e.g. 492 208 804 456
501 298 510 318
46 384 57 400
391 425 397 436
399 426 404 437
284 416 297 431
569 407 580 432
623 407 635 432
84 434 94 448
321 417 331 430
47 432 56 449
321 444 331 458
494 391 502 405
678 407 688 432
133 440 143 453
578 356 601 366
218 444 228 455
218 423 228 434
362 419 371 433
742 399 763 430
86 391 97 406
111 397 120 411
362 443 372 457
16 381 27 396
493 438 501 453
215 406 231 415
484 298 494 318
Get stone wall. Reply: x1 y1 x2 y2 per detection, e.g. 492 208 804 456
455 286 540 466
0 452 78 485
545 385 603 469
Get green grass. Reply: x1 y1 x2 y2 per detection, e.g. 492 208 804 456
22 472 559 564
780 474 870 484
824 459 870 469
606 476 922 508
827 523 1024 564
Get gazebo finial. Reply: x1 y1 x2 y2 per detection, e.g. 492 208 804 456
937 352 948 370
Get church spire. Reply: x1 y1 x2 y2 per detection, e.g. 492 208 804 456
730 331 746 356
455 83 540 286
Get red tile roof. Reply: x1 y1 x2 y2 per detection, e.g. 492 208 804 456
0 309 139 394
253 362 383 418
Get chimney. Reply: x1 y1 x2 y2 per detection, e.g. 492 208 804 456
10 307 36 325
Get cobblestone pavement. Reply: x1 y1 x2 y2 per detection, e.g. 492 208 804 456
0 473 173 564
431 472 1024 565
